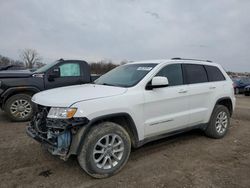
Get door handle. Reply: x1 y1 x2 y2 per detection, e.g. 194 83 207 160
178 89 188 94
209 86 216 89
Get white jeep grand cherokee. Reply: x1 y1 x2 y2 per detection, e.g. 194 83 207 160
27 58 235 178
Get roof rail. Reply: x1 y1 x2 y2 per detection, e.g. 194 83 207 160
171 57 212 63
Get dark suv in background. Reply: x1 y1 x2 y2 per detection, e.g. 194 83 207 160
0 59 98 122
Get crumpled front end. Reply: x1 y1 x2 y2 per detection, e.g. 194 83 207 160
26 105 89 160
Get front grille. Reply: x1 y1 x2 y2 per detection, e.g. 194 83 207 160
35 105 50 115
27 107 89 158
31 105 50 134
27 105 73 157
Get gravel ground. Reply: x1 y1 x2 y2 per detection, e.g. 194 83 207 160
0 95 249 188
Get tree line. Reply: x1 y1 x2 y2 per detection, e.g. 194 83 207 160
0 49 128 74
0 49 44 69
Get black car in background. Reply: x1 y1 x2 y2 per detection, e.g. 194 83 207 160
232 77 250 94
0 59 99 122
244 85 250 96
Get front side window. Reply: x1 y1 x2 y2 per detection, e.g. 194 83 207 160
156 64 183 86
59 63 80 77
183 64 208 84
95 63 157 87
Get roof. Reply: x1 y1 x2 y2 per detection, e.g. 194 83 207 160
128 58 217 67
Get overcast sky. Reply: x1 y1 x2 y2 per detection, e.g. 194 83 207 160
0 0 249 72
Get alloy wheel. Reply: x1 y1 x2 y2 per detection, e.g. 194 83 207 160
93 134 124 170
215 111 228 134
10 99 32 119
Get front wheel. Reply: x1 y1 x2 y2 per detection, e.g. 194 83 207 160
4 94 33 122
77 122 131 178
204 105 230 139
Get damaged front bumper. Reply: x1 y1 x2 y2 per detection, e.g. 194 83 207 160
26 106 89 160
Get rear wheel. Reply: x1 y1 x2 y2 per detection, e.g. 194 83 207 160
4 94 33 122
204 105 230 139
77 122 131 178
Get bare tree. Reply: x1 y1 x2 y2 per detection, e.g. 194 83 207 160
120 59 129 65
36 61 46 68
0 54 24 68
0 55 12 66
90 60 118 74
20 49 41 69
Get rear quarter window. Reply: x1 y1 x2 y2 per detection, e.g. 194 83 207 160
205 65 225 82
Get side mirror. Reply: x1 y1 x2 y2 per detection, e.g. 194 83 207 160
48 67 60 81
146 76 169 90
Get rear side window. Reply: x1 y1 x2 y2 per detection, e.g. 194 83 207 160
205 65 225 82
156 64 183 86
183 64 208 84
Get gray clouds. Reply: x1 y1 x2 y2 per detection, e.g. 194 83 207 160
0 0 249 71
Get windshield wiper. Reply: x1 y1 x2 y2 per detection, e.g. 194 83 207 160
96 82 128 87
101 83 117 86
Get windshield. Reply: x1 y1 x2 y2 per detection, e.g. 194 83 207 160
95 63 157 87
34 61 59 73
240 78 250 84
233 77 250 84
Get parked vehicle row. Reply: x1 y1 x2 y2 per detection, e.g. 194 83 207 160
0 59 99 122
26 58 235 178
232 77 250 96
244 85 250 96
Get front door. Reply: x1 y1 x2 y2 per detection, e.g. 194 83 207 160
143 63 189 137
45 61 83 89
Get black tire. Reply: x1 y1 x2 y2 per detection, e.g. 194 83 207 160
245 93 250 96
77 122 131 178
204 105 230 139
4 94 33 122
235 88 239 95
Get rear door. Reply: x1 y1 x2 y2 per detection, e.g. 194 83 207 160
204 65 227 120
182 64 213 125
144 63 189 137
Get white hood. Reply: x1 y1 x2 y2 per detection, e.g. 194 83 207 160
32 84 127 107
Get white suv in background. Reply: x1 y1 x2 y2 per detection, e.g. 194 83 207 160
27 58 235 178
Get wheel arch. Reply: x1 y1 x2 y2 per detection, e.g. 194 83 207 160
2 87 40 108
214 97 233 116
75 113 140 155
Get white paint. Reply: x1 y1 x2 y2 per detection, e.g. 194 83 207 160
32 59 236 141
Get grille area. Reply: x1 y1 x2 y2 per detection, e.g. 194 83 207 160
32 105 50 134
